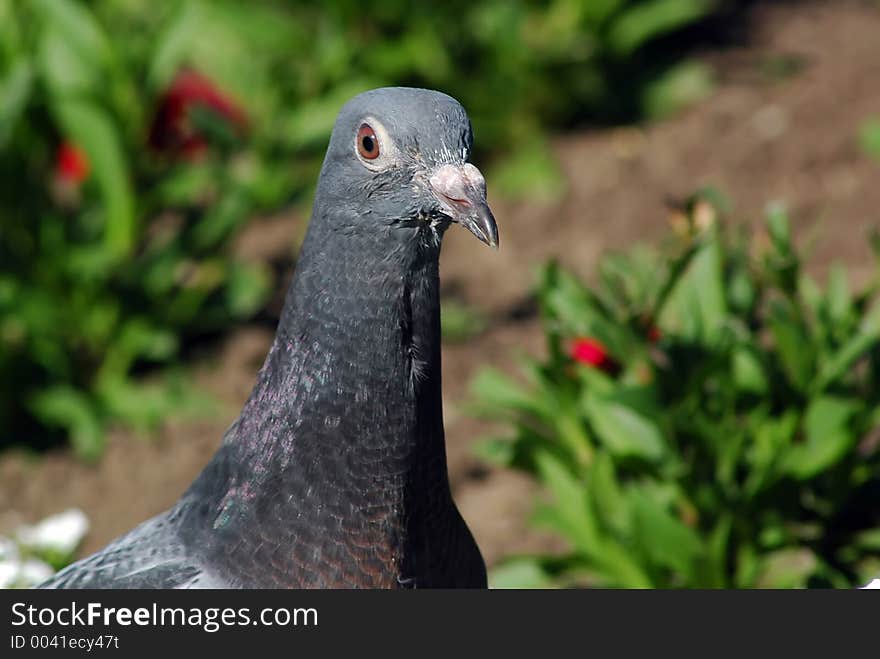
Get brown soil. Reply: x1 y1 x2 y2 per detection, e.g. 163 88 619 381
2 1 880 571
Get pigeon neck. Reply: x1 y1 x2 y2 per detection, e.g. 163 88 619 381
184 210 481 587
232 215 451 500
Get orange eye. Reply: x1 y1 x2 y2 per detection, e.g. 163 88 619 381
357 123 380 160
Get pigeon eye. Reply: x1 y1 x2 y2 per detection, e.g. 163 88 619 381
357 124 380 160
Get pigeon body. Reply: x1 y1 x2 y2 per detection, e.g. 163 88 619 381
39 88 494 589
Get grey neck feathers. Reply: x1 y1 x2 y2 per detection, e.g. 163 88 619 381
224 206 449 498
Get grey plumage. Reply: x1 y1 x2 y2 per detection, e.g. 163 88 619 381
39 87 496 589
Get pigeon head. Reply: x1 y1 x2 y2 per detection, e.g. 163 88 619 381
313 87 498 249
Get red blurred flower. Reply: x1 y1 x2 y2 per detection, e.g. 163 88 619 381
148 69 247 159
571 337 616 373
55 142 90 184
647 325 662 344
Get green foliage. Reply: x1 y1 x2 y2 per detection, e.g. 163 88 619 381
0 0 278 456
441 299 488 343
0 509 89 588
475 193 880 588
860 116 880 162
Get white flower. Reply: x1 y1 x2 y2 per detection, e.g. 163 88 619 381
0 552 55 589
16 509 89 556
861 579 880 590
18 559 55 587
0 558 20 589
0 537 19 561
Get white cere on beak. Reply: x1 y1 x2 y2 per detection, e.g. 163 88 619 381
462 163 486 194
430 164 484 203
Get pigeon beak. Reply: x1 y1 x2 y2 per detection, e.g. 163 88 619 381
429 163 499 249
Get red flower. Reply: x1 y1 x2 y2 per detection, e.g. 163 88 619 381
148 69 247 158
647 325 661 344
55 142 90 184
571 337 616 373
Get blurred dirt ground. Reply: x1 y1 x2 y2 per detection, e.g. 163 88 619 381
2 0 880 570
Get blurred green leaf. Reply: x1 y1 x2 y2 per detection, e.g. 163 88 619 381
280 81 380 150
0 60 33 147
658 230 726 345
147 0 204 90
532 449 599 554
732 345 768 394
755 548 817 588
609 0 717 56
783 396 858 480
588 452 630 536
814 298 880 392
804 395 858 442
28 386 103 459
745 410 797 496
472 437 516 466
858 116 880 162
642 59 714 119
584 391 666 461
97 318 178 385
766 203 792 253
471 367 547 419
38 23 100 96
853 528 880 551
490 138 565 202
441 299 488 343
489 558 556 589
582 0 627 26
826 264 852 326
54 99 136 259
226 262 271 318
33 0 112 70
630 486 703 578
769 299 813 392
533 449 652 587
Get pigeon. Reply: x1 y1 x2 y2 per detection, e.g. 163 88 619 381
39 87 496 589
